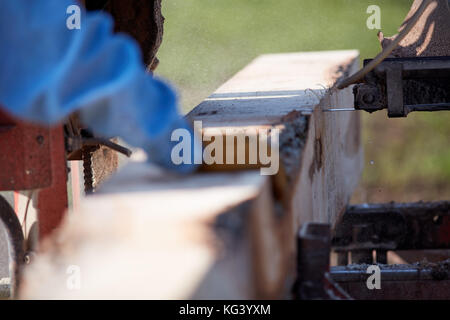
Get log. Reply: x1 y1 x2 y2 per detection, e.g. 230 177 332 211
19 50 363 299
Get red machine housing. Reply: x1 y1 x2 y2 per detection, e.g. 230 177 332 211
0 108 67 240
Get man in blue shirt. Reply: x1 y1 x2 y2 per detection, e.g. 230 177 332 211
0 0 197 172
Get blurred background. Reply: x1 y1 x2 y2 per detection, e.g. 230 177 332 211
156 0 449 203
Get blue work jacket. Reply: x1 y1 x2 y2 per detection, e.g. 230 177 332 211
0 0 197 172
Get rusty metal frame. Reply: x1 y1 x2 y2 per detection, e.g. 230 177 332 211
354 56 450 117
0 110 52 191
37 127 68 240
0 109 68 242
293 223 331 299
294 202 450 300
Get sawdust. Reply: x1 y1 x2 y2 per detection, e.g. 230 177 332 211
380 0 450 57
278 112 309 186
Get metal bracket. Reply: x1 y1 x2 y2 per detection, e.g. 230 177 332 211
293 202 450 300
292 223 353 299
333 201 450 264
354 56 450 117
385 64 404 117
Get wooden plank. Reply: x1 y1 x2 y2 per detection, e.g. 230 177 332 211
20 163 287 299
188 50 363 227
188 50 357 125
19 50 363 300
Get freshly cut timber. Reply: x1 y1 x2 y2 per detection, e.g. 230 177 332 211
19 50 363 299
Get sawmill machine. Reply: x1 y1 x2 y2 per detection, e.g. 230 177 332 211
295 0 450 300
0 0 449 300
334 0 450 117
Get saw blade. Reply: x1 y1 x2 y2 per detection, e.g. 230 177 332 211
322 108 357 112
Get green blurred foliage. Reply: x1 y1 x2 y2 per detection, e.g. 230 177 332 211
156 0 450 201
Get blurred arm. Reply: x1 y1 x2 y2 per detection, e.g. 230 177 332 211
0 0 197 172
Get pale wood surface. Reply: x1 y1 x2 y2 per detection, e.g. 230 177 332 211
188 50 359 126
188 50 363 227
20 164 279 299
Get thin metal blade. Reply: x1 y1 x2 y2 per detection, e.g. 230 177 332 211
322 108 357 112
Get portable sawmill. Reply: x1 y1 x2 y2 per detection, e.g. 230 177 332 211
0 0 449 301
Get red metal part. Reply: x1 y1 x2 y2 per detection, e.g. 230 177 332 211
0 107 68 240
37 126 68 240
0 109 52 191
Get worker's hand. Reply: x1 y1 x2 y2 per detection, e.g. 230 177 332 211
143 118 202 174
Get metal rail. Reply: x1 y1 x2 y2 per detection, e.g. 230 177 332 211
333 201 450 265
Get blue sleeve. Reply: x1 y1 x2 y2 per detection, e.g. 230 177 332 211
0 0 198 172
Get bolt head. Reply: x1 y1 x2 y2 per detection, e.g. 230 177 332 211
362 93 375 104
36 135 44 145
